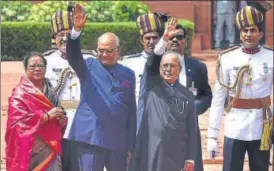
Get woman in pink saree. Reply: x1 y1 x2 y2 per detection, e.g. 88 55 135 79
5 52 67 171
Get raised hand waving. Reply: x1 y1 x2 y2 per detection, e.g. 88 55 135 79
163 17 179 41
73 4 87 31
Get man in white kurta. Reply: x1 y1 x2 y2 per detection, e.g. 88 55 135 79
207 6 273 171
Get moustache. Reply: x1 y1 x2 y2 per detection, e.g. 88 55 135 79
171 40 179 44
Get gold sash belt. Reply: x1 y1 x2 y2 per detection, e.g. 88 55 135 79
229 96 271 109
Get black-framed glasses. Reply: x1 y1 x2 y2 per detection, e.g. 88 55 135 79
96 46 119 55
169 34 186 41
28 64 46 70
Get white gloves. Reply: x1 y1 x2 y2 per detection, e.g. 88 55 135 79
207 138 218 159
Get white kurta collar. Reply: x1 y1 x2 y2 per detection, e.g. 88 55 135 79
179 54 187 87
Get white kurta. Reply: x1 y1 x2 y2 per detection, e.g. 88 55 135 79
208 47 273 141
45 50 94 138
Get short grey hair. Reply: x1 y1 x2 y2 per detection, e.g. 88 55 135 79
161 51 182 68
98 32 120 46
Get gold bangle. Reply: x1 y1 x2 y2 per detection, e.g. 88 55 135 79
46 113 50 122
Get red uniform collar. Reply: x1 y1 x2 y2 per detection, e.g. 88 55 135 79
242 46 261 54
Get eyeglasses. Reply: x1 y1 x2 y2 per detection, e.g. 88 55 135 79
28 64 45 70
161 63 179 70
97 46 119 55
169 34 186 41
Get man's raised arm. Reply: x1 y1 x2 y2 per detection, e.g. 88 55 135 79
66 4 88 80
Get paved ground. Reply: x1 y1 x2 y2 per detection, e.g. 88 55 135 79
1 61 272 171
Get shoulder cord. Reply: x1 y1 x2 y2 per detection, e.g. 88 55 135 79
216 55 251 112
54 67 73 97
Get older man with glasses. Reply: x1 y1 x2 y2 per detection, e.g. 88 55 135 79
129 49 198 171
152 20 212 171
64 4 137 171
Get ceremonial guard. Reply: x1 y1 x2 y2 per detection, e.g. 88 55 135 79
207 6 273 171
43 5 94 171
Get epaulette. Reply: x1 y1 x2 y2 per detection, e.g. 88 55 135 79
81 49 97 56
122 53 141 60
219 46 240 57
43 49 57 56
263 44 273 51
